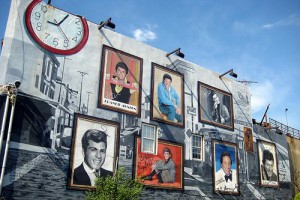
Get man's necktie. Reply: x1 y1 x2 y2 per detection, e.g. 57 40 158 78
225 174 232 182
93 169 100 178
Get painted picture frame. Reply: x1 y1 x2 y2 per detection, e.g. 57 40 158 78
244 126 254 152
257 140 279 188
98 45 143 117
198 82 234 130
67 113 120 191
212 139 240 195
150 63 185 127
134 136 184 191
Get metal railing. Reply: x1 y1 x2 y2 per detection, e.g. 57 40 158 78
269 118 300 139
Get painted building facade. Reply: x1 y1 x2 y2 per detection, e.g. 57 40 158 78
0 0 293 199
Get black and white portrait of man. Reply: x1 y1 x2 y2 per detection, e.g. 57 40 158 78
68 113 119 190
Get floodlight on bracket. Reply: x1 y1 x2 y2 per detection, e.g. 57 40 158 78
98 17 116 30
219 69 238 78
166 48 185 58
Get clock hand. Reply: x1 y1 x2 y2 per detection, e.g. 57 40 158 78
58 14 69 26
47 20 58 26
54 19 69 42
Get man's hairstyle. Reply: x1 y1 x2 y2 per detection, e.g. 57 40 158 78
220 151 232 164
163 147 172 154
163 73 172 82
81 129 107 152
115 62 128 74
262 149 274 164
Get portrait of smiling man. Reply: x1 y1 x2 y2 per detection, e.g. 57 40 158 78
73 129 113 186
261 149 278 182
257 140 279 187
215 151 238 192
212 140 240 195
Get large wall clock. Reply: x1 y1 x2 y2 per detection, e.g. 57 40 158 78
25 0 89 55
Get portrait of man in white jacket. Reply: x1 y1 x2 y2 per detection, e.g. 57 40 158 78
215 151 238 193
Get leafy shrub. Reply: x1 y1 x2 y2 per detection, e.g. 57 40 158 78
295 192 300 200
85 167 143 200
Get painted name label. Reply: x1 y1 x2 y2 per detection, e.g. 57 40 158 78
104 98 137 111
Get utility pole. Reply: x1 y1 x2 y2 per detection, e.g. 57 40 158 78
86 91 93 113
77 71 88 112
58 57 71 103
285 108 289 135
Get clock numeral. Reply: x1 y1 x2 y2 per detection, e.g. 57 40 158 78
36 22 42 31
40 5 48 13
63 40 69 48
75 18 80 25
45 33 50 39
53 38 59 47
34 12 41 20
72 36 77 42
77 28 82 36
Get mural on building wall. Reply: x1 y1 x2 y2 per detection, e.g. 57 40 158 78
0 0 294 199
134 136 184 190
233 90 252 127
150 63 185 127
98 45 143 117
212 139 240 195
257 139 279 188
67 113 120 190
198 82 234 130
244 126 254 152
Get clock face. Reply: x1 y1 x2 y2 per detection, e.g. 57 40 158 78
25 0 89 55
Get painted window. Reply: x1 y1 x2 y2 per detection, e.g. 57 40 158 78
192 134 203 160
141 123 157 154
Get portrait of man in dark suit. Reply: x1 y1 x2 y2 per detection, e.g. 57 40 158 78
198 82 234 131
261 149 278 182
68 113 120 190
257 140 279 188
73 129 113 186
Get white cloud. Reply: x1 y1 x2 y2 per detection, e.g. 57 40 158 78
261 14 300 29
250 80 274 113
133 28 156 42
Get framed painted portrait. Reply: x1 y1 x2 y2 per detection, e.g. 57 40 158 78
98 45 143 117
257 140 279 188
244 126 254 152
134 136 184 191
67 113 120 191
198 82 234 130
150 63 185 127
212 139 240 195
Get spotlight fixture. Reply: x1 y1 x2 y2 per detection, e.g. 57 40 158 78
166 48 185 58
98 17 116 30
219 69 238 78
14 80 21 88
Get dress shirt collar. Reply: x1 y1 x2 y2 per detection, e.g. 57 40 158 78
83 161 97 186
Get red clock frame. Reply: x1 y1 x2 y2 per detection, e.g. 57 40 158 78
25 0 89 55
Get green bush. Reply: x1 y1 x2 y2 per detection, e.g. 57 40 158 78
295 192 300 200
85 167 143 200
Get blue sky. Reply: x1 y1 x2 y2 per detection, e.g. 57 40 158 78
1 0 300 130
